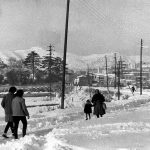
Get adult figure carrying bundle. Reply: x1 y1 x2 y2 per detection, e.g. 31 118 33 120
92 89 106 118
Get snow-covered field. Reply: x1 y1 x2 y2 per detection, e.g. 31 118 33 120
0 87 150 150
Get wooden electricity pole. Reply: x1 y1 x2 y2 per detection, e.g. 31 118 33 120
47 44 54 100
119 56 123 89
105 56 109 92
120 56 122 78
117 61 121 100
87 64 91 98
32 52 35 81
114 53 117 89
61 0 70 109
140 39 143 95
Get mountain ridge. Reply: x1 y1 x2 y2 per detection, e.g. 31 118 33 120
1 47 150 71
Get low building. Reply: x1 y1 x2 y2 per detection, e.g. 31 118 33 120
93 73 115 87
124 73 135 81
74 75 93 86
65 70 76 86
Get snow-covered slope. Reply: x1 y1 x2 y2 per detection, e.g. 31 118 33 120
1 47 61 63
0 88 150 149
0 47 150 71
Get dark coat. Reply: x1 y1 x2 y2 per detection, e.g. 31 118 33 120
84 103 92 114
131 87 135 92
1 93 14 122
92 93 105 116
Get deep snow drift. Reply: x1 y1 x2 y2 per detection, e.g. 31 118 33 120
0 87 150 150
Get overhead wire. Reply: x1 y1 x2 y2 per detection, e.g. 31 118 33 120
70 0 116 66
69 0 108 55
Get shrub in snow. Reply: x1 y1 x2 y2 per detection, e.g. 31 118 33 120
102 90 114 96
115 91 122 97
39 109 43 113
105 95 112 102
102 91 114 102
42 96 51 101
36 106 55 114
84 87 95 95
122 94 130 100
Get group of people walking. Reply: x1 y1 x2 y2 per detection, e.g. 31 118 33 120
1 87 29 139
84 89 106 120
1 87 105 139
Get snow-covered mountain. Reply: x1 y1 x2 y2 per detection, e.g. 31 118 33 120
1 47 150 71
1 47 61 62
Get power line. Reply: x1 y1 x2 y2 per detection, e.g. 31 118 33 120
77 0 107 24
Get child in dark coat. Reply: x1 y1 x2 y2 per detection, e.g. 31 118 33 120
84 100 93 120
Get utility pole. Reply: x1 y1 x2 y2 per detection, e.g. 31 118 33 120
140 39 143 95
61 0 70 109
87 64 91 98
18 60 23 86
114 53 117 89
117 61 121 100
47 44 54 100
120 56 123 89
32 52 35 82
105 56 109 92
120 56 122 78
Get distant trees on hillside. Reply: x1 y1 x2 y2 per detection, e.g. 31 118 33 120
23 51 41 82
0 50 70 86
5 58 30 85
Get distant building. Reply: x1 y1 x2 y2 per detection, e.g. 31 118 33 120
93 73 115 87
124 73 135 81
66 70 76 85
75 70 86 76
74 75 93 86
135 76 147 87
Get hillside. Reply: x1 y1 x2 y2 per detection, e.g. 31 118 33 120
1 47 150 71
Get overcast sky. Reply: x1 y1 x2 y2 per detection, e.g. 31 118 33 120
0 0 150 56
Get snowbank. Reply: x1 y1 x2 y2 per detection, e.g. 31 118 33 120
0 133 89 150
0 87 150 149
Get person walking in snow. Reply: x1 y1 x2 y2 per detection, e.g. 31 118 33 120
131 86 136 94
1 86 17 138
92 89 105 118
12 89 30 139
84 99 93 120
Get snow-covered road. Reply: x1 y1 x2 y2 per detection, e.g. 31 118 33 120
53 103 150 150
1 89 150 150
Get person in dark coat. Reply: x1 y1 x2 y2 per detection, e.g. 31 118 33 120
131 86 136 93
84 99 93 120
1 87 17 138
92 89 105 118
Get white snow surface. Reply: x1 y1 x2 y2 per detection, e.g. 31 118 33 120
0 87 150 149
